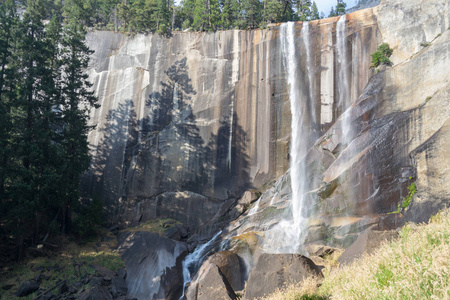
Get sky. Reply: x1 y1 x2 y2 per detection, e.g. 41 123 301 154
315 0 359 16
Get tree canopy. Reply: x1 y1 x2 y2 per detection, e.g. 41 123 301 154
0 0 99 260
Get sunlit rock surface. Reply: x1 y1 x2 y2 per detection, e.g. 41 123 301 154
82 0 450 297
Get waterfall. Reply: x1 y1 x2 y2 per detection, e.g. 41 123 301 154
302 22 316 125
227 95 234 170
263 22 309 254
336 15 352 143
179 231 222 300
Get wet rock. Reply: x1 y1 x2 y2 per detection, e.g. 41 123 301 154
16 280 40 297
79 286 112 300
338 226 398 265
244 254 323 300
117 231 187 300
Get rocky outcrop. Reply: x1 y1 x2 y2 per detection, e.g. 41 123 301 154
117 231 187 299
243 254 322 300
185 263 238 300
338 226 398 265
80 0 450 297
81 8 380 227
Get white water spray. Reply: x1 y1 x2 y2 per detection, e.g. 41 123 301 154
336 15 352 143
302 22 316 125
179 231 222 300
263 22 309 254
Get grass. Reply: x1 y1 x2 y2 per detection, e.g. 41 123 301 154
0 233 124 300
263 209 450 300
123 218 182 235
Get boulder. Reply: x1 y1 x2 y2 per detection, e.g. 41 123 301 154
111 277 128 297
117 231 188 300
207 251 244 291
243 254 322 300
338 226 398 265
163 224 190 241
305 244 341 258
16 280 40 297
186 262 237 300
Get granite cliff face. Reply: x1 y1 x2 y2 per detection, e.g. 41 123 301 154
81 0 450 298
82 7 380 228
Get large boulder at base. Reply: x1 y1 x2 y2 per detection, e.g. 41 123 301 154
338 226 398 265
16 280 40 297
206 251 244 292
117 231 188 300
185 263 237 300
243 254 323 300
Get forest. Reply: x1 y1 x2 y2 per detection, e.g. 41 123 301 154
0 0 98 260
0 0 349 261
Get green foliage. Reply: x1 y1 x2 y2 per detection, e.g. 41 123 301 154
73 196 104 238
371 42 393 68
0 0 98 259
390 178 416 214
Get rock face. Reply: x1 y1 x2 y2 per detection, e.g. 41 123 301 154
338 226 398 265
117 231 187 299
243 254 322 300
81 8 379 228
81 0 450 297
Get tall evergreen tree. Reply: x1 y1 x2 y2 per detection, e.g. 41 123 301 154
58 21 97 234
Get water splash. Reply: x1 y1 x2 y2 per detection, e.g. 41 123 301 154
179 231 222 300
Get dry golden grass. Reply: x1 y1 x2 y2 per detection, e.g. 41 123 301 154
262 276 325 300
264 209 450 300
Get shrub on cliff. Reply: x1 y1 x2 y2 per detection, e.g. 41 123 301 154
371 43 393 68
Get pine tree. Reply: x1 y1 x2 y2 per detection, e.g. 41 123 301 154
310 1 319 20
58 20 97 234
336 0 346 16
0 0 18 228
240 0 261 29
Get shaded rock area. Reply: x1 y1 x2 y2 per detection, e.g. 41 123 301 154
16 280 40 297
243 254 323 300
117 231 187 300
338 226 398 265
17 267 132 300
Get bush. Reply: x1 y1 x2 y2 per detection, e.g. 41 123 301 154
371 43 393 68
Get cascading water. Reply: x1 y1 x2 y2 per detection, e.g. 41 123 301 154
302 22 316 125
179 231 222 300
263 22 310 254
336 15 352 143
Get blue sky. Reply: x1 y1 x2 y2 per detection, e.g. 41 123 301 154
316 0 358 15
